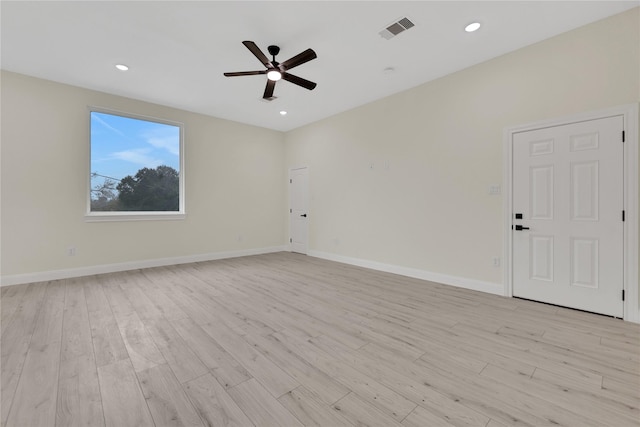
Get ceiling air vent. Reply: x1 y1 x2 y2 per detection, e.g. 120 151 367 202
379 17 415 40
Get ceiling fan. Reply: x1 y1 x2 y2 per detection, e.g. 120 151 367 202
224 41 317 100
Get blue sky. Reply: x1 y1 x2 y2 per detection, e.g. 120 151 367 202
90 112 180 190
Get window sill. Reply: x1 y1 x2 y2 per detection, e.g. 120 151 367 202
85 212 186 222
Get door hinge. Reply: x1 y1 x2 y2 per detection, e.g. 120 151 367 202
622 130 626 142
290 179 292 183
290 238 292 243
622 289 625 301
622 210 625 221
290 208 292 213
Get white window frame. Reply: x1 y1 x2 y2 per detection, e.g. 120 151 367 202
85 106 186 222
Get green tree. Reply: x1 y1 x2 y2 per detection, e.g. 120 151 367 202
117 165 179 211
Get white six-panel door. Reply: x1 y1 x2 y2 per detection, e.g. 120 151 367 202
512 116 624 317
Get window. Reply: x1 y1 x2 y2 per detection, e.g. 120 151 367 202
87 108 184 221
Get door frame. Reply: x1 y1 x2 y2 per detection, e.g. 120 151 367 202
288 166 309 254
503 103 639 323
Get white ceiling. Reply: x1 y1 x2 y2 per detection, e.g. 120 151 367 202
2 1 637 132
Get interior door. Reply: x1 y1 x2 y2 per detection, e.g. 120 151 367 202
290 167 309 254
512 115 624 317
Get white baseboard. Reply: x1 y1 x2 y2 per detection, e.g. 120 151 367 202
0 245 287 287
625 304 640 324
308 250 504 296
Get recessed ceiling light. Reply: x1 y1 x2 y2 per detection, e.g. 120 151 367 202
280 111 287 116
115 64 129 71
465 22 481 32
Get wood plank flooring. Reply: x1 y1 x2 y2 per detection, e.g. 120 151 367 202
2 252 639 426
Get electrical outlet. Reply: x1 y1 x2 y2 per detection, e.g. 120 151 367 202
67 246 76 257
492 257 501 267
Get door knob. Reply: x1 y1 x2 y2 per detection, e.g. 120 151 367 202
300 214 307 217
514 225 530 231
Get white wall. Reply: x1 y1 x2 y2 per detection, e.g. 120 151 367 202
1 71 286 280
284 8 639 292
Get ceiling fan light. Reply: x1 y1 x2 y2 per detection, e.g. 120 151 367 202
267 70 282 81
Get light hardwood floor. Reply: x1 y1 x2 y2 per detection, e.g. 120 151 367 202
1 252 639 427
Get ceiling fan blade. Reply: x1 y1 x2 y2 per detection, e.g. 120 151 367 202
280 48 317 71
224 70 267 77
282 73 317 90
263 79 276 99
242 41 273 68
